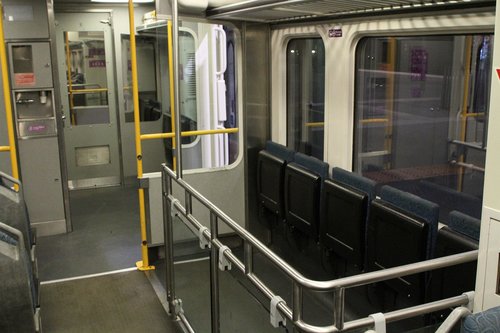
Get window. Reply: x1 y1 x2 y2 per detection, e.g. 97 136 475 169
354 35 492 222
287 38 325 160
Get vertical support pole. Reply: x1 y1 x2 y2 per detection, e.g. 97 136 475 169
210 212 220 333
128 0 154 271
333 287 345 331
384 37 396 170
167 21 177 171
0 5 19 182
244 241 253 275
162 167 176 315
171 0 183 178
292 282 302 333
185 191 192 215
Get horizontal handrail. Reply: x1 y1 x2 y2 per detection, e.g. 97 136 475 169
141 128 239 141
0 146 10 152
360 118 389 124
463 112 485 118
304 122 324 128
162 165 478 332
68 88 108 94
71 105 109 110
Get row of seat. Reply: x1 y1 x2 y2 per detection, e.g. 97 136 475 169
0 172 41 332
257 141 479 309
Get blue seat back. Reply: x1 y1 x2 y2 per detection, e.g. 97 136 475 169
294 152 329 181
462 306 500 333
265 141 295 163
380 185 439 259
332 167 376 202
448 210 481 241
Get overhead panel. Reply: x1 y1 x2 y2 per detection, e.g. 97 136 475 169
206 0 496 23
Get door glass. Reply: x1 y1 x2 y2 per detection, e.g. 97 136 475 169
64 31 109 126
354 35 492 223
286 38 325 160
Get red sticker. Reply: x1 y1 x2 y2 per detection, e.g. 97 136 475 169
14 73 35 86
496 68 500 80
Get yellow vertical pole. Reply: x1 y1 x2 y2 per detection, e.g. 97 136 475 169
0 4 19 182
128 0 154 271
167 21 177 171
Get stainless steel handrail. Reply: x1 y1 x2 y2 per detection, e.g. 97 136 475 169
161 164 478 332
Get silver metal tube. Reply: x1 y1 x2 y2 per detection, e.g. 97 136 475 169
171 0 182 178
333 288 345 330
244 241 253 275
162 167 176 315
342 294 470 332
161 167 478 333
435 306 471 333
292 282 302 323
210 212 220 333
178 312 196 333
163 164 477 292
185 192 192 215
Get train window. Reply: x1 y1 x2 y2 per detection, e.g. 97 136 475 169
286 38 325 160
354 35 493 223
122 35 160 123
64 31 110 126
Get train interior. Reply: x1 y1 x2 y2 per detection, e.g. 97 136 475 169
1 0 500 332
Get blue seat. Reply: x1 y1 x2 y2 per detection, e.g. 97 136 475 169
380 185 439 259
257 142 295 219
284 153 329 240
462 306 500 333
320 168 376 270
367 199 429 305
0 222 38 332
448 210 481 241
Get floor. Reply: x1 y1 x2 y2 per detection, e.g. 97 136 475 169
37 185 141 281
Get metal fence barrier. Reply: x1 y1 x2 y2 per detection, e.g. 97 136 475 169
161 165 478 333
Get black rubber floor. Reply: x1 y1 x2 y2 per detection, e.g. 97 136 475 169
41 271 182 333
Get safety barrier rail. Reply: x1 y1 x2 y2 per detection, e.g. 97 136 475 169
161 164 478 333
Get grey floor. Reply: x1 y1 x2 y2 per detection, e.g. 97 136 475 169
41 271 182 333
37 185 141 281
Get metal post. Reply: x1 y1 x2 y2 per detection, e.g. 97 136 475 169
210 212 220 333
171 0 183 178
333 288 345 330
162 167 176 314
128 0 154 271
244 241 253 275
185 191 192 215
0 4 19 182
166 21 177 171
292 282 302 333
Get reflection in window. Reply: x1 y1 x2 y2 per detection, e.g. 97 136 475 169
122 35 160 123
64 31 109 126
287 38 325 160
354 35 492 223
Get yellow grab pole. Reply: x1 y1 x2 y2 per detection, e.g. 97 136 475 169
167 21 177 171
129 0 154 271
0 4 20 182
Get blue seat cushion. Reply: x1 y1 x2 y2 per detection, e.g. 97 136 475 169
448 210 481 241
462 306 500 333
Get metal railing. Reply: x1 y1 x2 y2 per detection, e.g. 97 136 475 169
161 164 478 332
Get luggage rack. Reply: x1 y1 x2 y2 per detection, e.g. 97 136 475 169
161 164 478 332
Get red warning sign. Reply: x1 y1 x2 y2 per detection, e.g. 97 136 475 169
496 68 500 80
14 73 35 86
